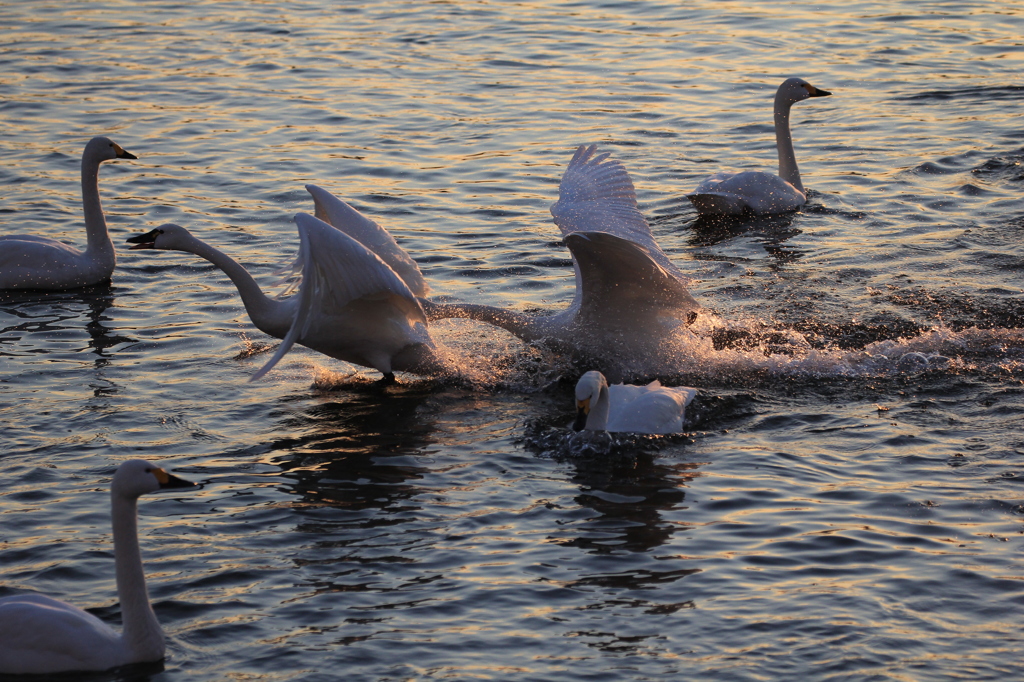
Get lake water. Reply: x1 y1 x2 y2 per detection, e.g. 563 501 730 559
3 1 1024 679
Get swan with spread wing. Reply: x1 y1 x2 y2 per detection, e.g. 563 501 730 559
422 144 701 368
127 208 447 382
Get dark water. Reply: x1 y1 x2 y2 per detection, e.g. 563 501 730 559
3 1 1024 679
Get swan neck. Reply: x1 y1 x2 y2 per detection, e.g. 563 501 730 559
425 302 541 342
183 238 289 337
81 153 115 258
111 493 165 662
773 96 804 194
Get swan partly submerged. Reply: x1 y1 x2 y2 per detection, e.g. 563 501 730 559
0 136 137 290
423 145 701 373
127 212 447 382
0 460 194 675
573 370 697 434
687 78 831 216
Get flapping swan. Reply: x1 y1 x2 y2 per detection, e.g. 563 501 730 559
0 136 137 290
423 145 700 368
127 213 447 382
573 370 697 434
687 78 831 216
0 460 194 675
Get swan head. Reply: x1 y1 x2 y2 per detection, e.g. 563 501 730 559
85 136 138 162
573 370 608 431
777 77 831 105
127 224 194 251
111 459 195 500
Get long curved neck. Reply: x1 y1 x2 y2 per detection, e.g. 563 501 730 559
586 383 611 430
81 154 115 259
111 494 164 662
773 95 804 194
420 300 543 343
180 238 292 338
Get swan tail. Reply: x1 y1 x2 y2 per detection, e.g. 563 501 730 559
305 184 429 296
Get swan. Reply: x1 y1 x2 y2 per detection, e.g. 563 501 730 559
573 370 697 434
127 213 448 382
422 145 701 371
0 136 137 290
686 78 831 216
0 459 194 675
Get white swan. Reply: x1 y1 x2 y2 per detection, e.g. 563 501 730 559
687 78 831 216
0 459 194 675
127 213 448 382
0 136 137 290
573 370 697 434
422 145 700 369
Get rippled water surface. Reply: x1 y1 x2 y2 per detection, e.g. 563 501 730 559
3 1 1024 680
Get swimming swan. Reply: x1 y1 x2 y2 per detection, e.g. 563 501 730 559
127 214 447 382
0 459 194 675
574 370 697 434
422 145 700 367
687 78 831 216
0 136 137 290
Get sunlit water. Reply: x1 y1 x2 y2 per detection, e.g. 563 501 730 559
3 1 1024 679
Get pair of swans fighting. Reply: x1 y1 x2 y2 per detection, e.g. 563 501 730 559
127 144 703 385
127 145 702 434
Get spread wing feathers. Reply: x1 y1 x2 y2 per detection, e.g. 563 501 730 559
305 183 429 297
551 145 691 283
550 144 648 242
251 213 425 381
565 231 698 326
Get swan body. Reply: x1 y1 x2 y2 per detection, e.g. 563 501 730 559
573 370 697 434
127 214 447 381
687 78 831 216
0 136 137 290
423 145 700 372
0 460 194 675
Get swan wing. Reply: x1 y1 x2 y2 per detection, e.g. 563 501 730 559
688 170 806 215
564 231 699 329
305 184 428 296
551 144 692 283
251 212 425 380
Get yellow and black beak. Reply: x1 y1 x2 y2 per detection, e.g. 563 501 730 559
126 229 161 250
808 85 832 98
572 398 591 432
114 143 138 160
153 467 195 490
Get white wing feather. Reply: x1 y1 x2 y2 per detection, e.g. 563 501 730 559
251 212 424 381
305 184 428 296
550 144 691 283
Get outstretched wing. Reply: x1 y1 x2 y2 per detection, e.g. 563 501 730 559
306 184 429 296
550 144 691 283
251 212 425 381
565 231 699 329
